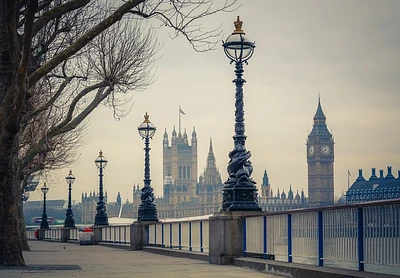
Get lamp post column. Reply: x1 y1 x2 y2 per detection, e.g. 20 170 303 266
137 112 158 222
222 16 261 212
40 183 49 230
64 170 75 228
94 151 109 226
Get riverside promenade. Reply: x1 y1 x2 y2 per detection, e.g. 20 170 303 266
0 241 279 278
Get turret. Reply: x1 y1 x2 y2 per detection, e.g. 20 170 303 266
183 129 188 144
288 185 293 200
163 128 169 147
191 127 197 146
262 170 269 186
117 192 121 207
171 126 177 145
206 138 216 169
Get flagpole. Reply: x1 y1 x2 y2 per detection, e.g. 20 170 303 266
179 105 181 133
347 170 350 190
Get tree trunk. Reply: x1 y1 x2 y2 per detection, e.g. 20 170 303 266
0 136 25 266
0 0 27 266
0 82 26 265
20 195 31 252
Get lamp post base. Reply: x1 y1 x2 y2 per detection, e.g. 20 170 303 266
94 213 109 226
222 186 261 211
137 204 158 222
64 217 75 228
40 221 49 230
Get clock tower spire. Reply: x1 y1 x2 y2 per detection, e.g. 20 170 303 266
306 97 334 207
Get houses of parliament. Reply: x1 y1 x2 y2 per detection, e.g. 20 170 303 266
81 99 334 223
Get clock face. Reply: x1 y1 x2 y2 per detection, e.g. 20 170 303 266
321 145 331 155
308 145 314 155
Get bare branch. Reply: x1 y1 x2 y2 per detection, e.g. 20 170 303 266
28 0 145 86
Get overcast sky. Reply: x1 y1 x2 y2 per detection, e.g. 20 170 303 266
28 0 400 205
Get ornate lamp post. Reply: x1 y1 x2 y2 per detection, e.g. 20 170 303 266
40 183 50 229
137 112 158 221
94 150 109 226
221 16 261 211
64 170 76 228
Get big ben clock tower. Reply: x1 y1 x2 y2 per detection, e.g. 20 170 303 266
306 97 334 207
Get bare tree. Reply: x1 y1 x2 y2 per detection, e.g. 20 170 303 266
0 0 237 266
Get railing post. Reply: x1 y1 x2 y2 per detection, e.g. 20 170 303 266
200 221 203 253
358 207 365 271
130 222 155 251
318 211 324 266
170 223 173 249
179 222 182 250
209 212 252 265
61 227 70 243
154 224 157 246
189 222 192 251
263 216 267 260
243 218 247 257
162 223 164 247
93 226 102 245
288 213 292 263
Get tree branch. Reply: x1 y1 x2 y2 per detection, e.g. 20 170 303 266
32 0 90 37
47 81 109 136
28 0 145 87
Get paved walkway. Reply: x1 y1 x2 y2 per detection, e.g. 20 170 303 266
0 241 280 277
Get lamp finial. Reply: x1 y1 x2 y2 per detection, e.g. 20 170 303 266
144 112 150 123
233 16 245 35
99 150 103 157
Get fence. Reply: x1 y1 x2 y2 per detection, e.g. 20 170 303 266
26 200 400 276
148 218 210 253
100 225 131 244
243 200 400 275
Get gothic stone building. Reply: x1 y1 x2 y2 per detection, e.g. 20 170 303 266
307 98 335 207
82 100 348 220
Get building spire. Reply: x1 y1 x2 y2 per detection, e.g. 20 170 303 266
206 137 216 169
309 96 331 137
313 96 326 122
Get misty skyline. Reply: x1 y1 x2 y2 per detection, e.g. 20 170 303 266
28 0 400 205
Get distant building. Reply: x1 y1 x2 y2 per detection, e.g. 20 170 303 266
307 97 335 207
346 167 400 203
81 191 107 224
149 136 223 218
83 102 350 220
258 170 307 212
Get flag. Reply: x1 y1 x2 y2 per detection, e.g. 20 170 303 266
348 169 351 177
179 107 185 115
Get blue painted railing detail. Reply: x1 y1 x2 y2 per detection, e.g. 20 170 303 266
288 214 292 263
318 211 323 266
243 218 247 257
189 222 192 251
178 222 182 250
200 221 203 253
358 207 364 271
